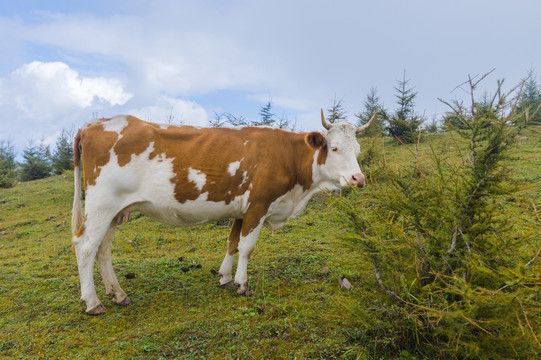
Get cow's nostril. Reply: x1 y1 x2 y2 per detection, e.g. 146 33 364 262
349 173 365 187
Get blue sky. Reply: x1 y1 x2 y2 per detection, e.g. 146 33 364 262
1 0 540 156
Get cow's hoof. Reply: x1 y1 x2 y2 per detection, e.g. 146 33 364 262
115 295 131 306
237 284 253 297
220 280 236 289
86 304 106 315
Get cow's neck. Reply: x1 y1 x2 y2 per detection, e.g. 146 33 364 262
292 134 327 192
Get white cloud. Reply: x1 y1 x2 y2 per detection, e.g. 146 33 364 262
128 96 209 127
16 13 268 98
0 61 133 151
10 61 132 116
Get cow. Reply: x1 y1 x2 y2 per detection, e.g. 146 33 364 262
71 109 373 314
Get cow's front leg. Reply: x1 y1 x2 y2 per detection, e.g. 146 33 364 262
234 216 264 295
219 219 242 286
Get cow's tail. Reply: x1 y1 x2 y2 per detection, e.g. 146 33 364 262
71 130 84 237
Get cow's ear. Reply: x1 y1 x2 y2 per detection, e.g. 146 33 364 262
305 132 326 149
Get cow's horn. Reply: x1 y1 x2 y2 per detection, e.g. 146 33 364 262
356 114 376 134
321 108 331 130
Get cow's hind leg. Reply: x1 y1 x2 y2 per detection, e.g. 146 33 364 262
96 222 131 306
219 219 242 286
73 215 111 315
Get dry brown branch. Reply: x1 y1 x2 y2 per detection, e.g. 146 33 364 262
515 297 541 348
515 311 526 336
460 312 493 336
470 68 496 89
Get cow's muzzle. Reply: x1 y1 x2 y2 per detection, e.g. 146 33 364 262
348 173 366 188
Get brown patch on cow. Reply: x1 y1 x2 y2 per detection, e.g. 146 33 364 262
227 219 243 255
79 121 119 188
114 116 160 167
317 144 328 166
75 215 87 238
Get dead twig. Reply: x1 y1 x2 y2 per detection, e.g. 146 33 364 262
515 297 541 348
447 227 459 254
372 255 400 301
525 248 541 267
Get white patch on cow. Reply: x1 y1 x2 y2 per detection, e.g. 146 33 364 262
244 140 249 146
159 190 251 226
264 184 319 230
84 141 175 223
188 168 206 192
85 143 251 228
227 161 241 176
239 171 249 188
103 115 129 135
240 190 251 213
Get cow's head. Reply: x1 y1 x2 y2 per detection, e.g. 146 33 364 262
306 109 373 190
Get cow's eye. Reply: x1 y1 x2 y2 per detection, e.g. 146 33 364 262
331 147 338 152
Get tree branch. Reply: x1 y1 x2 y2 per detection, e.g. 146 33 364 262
447 227 459 254
515 297 541 348
372 255 400 301
525 248 541 267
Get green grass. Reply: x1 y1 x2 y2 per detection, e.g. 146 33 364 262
0 175 374 359
1 128 539 359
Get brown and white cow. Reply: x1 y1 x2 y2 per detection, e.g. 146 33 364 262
71 109 372 314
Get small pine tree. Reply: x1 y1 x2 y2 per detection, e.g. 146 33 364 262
442 100 470 130
339 73 540 358
51 129 74 175
255 100 275 127
326 96 347 124
19 140 51 182
516 68 541 124
0 140 17 188
386 70 422 143
423 116 439 133
356 87 386 137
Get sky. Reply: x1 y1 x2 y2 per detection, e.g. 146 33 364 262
1 0 540 158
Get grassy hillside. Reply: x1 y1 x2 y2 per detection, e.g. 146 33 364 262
0 128 539 359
